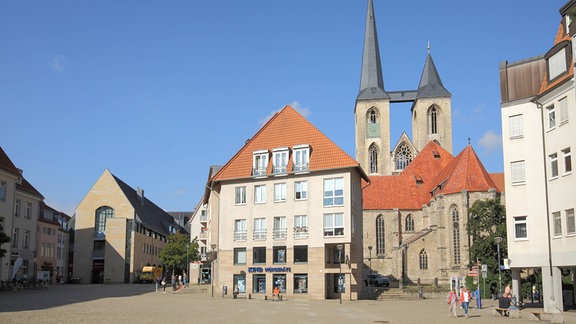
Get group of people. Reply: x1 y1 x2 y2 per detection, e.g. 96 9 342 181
447 286 474 318
155 273 188 294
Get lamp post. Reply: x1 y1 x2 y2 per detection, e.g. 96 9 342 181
494 237 503 298
337 244 343 304
186 244 190 287
210 243 217 298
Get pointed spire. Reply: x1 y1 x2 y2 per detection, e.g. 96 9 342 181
416 48 451 99
357 0 389 100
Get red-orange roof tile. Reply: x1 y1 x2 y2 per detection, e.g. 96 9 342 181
364 142 500 210
212 105 367 182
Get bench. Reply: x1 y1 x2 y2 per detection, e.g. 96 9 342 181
492 307 520 318
493 307 510 316
527 311 542 321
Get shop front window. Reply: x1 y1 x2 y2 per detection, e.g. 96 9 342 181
334 274 345 293
273 274 286 294
253 274 266 294
293 274 308 294
233 274 246 293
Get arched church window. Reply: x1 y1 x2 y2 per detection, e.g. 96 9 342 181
366 108 380 138
405 214 414 232
376 215 385 255
395 143 413 170
419 249 428 270
369 143 378 173
95 206 115 237
451 205 461 265
369 108 377 124
428 106 438 135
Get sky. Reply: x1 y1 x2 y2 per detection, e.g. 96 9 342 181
0 0 568 216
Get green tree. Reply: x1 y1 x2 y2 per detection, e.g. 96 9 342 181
0 217 10 258
159 233 199 274
467 198 508 298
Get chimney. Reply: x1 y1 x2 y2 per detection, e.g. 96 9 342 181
137 187 145 206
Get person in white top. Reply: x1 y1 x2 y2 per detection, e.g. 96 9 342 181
459 286 471 318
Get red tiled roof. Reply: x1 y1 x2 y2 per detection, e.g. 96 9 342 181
489 173 505 193
430 145 499 198
0 146 20 176
364 143 500 210
212 105 368 182
364 141 454 210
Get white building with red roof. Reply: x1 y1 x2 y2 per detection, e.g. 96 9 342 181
205 105 369 300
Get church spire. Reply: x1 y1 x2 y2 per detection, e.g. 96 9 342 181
416 48 451 99
357 0 389 100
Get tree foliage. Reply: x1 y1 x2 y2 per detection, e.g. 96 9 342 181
0 217 10 258
467 198 508 297
159 233 199 274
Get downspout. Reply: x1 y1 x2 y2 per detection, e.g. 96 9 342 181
534 98 554 297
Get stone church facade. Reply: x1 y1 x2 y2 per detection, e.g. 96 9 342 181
357 0 504 287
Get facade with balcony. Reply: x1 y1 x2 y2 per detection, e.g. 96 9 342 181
205 106 369 300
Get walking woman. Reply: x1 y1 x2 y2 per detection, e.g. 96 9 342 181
447 288 459 318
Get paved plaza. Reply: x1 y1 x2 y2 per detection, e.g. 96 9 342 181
0 284 573 323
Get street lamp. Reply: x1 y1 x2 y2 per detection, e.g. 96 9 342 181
186 244 190 287
337 244 343 304
210 243 217 298
494 236 503 298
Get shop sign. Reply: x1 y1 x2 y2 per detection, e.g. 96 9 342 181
247 267 292 273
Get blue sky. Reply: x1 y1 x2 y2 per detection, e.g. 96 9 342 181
0 1 567 215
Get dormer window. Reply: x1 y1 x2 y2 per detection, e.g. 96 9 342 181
253 150 269 176
546 41 571 82
293 144 310 172
272 148 289 175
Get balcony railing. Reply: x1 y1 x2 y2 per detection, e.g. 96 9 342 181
234 230 247 241
272 164 287 175
293 163 309 172
253 229 267 240
293 226 309 239
199 232 207 239
253 168 266 177
200 214 207 222
273 229 287 240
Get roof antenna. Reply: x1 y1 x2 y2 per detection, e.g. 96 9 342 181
468 137 471 145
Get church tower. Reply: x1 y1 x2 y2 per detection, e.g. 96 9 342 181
355 0 453 175
411 48 453 154
355 0 391 176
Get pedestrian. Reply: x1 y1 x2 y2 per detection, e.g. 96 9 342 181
161 276 166 293
171 274 176 292
459 286 471 318
155 275 161 292
475 287 482 309
503 283 511 298
272 286 280 301
447 288 459 318
233 285 239 299
184 273 188 287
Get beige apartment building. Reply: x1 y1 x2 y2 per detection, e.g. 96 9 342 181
74 169 185 284
0 146 44 282
205 106 369 300
500 0 576 312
